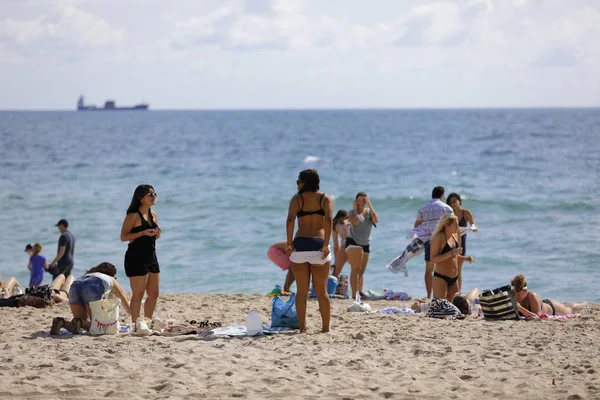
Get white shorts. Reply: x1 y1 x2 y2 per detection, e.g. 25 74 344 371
290 250 332 265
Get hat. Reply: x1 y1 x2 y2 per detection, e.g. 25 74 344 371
55 219 69 227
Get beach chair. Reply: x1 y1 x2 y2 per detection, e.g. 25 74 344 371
479 285 520 320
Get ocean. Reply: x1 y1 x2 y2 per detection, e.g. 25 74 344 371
1 109 598 302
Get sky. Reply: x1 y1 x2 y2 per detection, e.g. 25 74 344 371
1 0 599 110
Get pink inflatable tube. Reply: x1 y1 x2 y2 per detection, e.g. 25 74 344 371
267 245 291 271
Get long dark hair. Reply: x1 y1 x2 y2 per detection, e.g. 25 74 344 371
85 262 117 277
126 184 154 215
298 169 320 193
333 209 348 231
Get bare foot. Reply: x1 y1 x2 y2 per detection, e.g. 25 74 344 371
321 329 330 333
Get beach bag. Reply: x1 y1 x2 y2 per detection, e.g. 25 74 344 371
270 293 300 329
426 298 461 318
479 285 520 320
347 292 372 312
89 293 121 335
336 275 349 298
25 285 53 302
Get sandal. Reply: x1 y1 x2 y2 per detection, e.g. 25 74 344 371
50 317 65 335
70 318 83 334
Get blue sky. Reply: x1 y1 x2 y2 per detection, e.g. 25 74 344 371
1 0 599 109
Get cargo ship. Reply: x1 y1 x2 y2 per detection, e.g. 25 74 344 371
77 95 149 111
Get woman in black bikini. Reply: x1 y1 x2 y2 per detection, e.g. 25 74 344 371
511 274 587 317
446 193 477 292
286 169 333 333
120 184 162 328
429 214 475 301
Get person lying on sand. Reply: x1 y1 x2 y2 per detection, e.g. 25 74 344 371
51 262 131 335
0 276 24 298
511 274 587 317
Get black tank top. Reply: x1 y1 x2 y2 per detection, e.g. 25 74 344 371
129 211 157 249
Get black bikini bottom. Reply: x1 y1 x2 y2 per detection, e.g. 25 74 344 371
433 271 458 287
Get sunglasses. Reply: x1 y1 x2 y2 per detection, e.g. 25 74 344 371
146 192 158 198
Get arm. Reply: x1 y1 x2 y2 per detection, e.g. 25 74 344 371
455 235 474 263
152 211 161 239
51 246 66 266
413 210 423 228
286 196 300 255
111 279 131 316
120 214 151 242
349 202 361 226
465 209 477 231
429 234 462 264
332 226 340 254
366 197 379 224
323 195 333 249
27 261 32 271
44 260 49 270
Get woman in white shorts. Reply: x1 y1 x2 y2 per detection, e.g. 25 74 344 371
286 169 333 333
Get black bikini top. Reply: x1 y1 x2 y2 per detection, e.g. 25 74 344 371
297 193 325 218
441 232 458 254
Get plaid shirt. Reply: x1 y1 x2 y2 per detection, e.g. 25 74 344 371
408 199 453 241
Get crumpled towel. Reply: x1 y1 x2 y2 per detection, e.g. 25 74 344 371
379 307 415 314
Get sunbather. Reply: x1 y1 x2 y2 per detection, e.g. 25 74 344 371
511 274 587 317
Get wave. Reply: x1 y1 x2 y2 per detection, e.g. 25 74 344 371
304 155 330 163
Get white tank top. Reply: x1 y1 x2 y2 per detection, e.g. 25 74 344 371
86 272 114 293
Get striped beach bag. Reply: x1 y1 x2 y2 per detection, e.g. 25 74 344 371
479 285 520 320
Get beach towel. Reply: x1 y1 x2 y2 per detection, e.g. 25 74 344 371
479 285 520 321
383 289 411 301
386 238 424 276
197 323 293 339
379 307 415 314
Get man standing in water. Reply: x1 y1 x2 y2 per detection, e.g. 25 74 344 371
412 187 453 299
49 219 76 279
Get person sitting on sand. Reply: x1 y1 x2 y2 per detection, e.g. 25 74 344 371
511 274 587 317
429 214 475 301
51 262 131 334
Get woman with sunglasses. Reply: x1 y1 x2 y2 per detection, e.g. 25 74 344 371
511 274 587 317
286 169 333 333
120 184 161 329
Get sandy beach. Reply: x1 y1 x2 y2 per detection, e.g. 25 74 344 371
0 294 598 399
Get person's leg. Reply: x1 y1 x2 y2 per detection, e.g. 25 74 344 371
283 269 295 292
292 262 310 333
457 260 464 293
129 275 148 324
358 253 370 293
547 299 581 316
346 248 364 299
49 274 66 291
310 263 331 333
1 277 21 298
144 273 160 319
333 247 348 277
424 262 435 299
432 275 448 300
61 275 75 294
446 279 459 301
465 288 479 301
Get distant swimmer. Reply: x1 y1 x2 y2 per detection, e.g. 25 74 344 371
446 192 478 292
286 169 333 333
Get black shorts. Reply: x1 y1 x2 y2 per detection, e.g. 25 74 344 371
345 237 370 254
460 234 467 256
51 264 73 280
124 249 160 277
424 241 431 262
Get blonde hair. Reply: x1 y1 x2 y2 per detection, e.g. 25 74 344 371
511 274 527 292
433 213 459 236
32 242 43 256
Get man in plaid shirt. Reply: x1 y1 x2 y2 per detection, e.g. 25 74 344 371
412 186 453 298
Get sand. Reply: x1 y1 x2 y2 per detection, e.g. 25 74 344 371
0 294 598 399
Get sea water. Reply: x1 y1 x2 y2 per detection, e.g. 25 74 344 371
0 109 598 301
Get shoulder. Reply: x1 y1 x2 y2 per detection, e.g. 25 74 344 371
463 209 473 216
125 212 139 220
151 210 158 218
